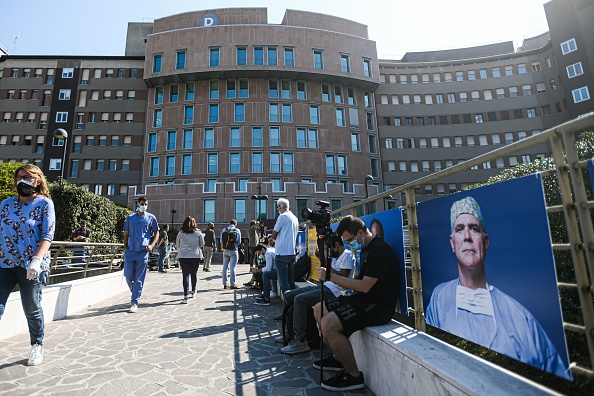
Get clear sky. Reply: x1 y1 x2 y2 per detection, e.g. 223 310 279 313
0 0 552 59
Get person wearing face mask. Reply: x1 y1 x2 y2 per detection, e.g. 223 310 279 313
313 215 399 392
278 233 355 355
425 196 569 379
0 164 55 366
253 238 278 303
122 196 159 313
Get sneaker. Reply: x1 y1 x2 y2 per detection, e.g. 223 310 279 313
313 354 343 371
189 292 195 298
223 285 229 289
273 315 282 322
181 298 188 304
274 335 286 344
204 268 211 272
281 338 310 355
129 303 138 313
28 344 43 366
254 298 270 306
269 292 279 299
229 285 241 290
321 369 364 391
158 269 167 273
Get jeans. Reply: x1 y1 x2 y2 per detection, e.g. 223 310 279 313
262 269 278 299
0 266 46 346
222 249 238 286
203 246 214 269
124 250 148 304
158 246 167 271
285 285 333 341
179 258 200 297
275 255 296 297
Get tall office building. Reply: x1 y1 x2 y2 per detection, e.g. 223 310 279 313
0 0 592 228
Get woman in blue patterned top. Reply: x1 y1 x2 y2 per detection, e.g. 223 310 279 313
0 164 55 366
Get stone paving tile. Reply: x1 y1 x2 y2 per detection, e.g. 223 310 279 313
0 264 373 396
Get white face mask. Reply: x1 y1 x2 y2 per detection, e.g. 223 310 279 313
138 204 148 212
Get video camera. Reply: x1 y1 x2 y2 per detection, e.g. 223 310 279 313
302 200 332 240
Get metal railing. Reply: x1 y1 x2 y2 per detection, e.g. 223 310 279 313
46 241 125 284
332 112 594 378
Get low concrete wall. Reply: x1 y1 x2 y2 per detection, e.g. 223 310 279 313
350 321 559 396
0 272 128 341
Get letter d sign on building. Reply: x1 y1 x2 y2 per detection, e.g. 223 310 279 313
200 14 218 27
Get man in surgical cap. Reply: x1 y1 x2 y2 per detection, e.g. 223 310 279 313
425 196 570 379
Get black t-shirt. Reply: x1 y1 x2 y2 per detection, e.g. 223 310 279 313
351 236 400 318
158 230 168 247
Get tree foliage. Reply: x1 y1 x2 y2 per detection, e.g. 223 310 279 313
0 162 25 202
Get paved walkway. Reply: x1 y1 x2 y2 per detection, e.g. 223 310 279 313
0 264 373 396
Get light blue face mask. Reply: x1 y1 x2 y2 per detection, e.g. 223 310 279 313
343 231 365 251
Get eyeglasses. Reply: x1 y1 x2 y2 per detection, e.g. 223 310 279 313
16 174 35 182
342 232 359 245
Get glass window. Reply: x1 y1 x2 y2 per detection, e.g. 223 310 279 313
167 131 176 150
284 48 294 67
363 59 372 77
270 153 281 173
269 104 279 122
310 106 319 124
239 80 249 98
210 48 220 67
269 80 278 98
252 127 262 147
268 47 278 66
204 200 215 223
230 153 240 173
230 127 241 147
322 84 330 102
567 62 584 78
252 153 262 173
254 47 264 65
281 80 291 99
237 47 247 66
234 199 246 223
334 86 343 103
153 54 162 73
561 38 577 55
336 108 345 126
341 54 350 73
282 104 292 123
185 82 195 100
183 129 193 149
210 80 219 99
313 50 323 69
308 129 318 148
207 153 218 174
170 85 179 102
182 154 192 175
176 50 186 69
297 81 306 100
184 106 194 124
227 80 236 99
204 128 214 148
270 127 280 146
351 133 360 152
492 68 500 78
297 129 307 148
283 153 293 173
149 157 159 177
572 86 590 103
234 103 245 122
209 104 219 123
165 156 175 175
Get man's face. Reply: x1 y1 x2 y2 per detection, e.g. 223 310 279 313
450 213 489 271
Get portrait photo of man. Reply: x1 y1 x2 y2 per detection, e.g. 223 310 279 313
418 175 571 380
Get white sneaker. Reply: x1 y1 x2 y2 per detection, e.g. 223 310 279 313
129 303 138 313
270 292 279 299
28 344 43 366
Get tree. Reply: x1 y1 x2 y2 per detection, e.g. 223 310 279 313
0 162 25 201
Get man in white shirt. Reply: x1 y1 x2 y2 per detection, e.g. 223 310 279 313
270 198 299 297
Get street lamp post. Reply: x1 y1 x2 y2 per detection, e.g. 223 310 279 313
251 194 268 239
364 175 374 215
53 128 68 182
170 209 176 230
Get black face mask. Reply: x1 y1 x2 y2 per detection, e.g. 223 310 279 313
17 180 36 197
331 250 340 258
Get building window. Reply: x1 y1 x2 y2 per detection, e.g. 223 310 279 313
153 109 162 128
284 48 295 67
210 48 220 66
270 153 281 173
527 108 537 118
230 127 241 147
336 108 345 127
204 128 214 148
204 200 215 223
282 104 292 123
209 80 219 99
153 54 162 73
254 47 264 65
281 80 291 99
313 50 324 69
185 82 195 100
170 85 179 102
283 153 294 173
572 87 590 103
184 106 194 124
518 64 527 74
268 47 278 66
310 105 320 124
363 59 372 77
567 62 584 78
167 131 176 150
230 153 241 173
234 199 247 224
56 112 68 123
297 81 306 100
561 38 577 55
239 79 249 98
366 113 375 130
322 84 330 102
252 153 263 173
270 127 280 146
234 103 245 122
59 89 71 100
176 50 186 69
340 54 350 73
209 104 219 123
252 127 263 147
237 47 247 66
350 133 361 152
155 86 164 104
207 153 218 174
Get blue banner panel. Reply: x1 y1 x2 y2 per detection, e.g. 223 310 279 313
417 174 571 380
588 159 594 195
332 208 408 315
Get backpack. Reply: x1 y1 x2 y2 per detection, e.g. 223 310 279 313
222 228 237 250
293 254 311 282
281 302 320 348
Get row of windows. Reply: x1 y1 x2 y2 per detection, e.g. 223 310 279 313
379 80 557 106
151 103 376 130
147 127 378 154
384 130 539 150
3 67 138 81
0 111 137 129
381 106 557 128
389 153 544 174
68 159 131 172
153 47 373 76
380 58 555 85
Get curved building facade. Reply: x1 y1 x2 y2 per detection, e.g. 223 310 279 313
137 8 382 225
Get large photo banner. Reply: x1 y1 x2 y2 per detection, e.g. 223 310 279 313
331 208 408 316
417 174 571 380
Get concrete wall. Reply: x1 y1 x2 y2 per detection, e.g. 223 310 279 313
0 272 129 341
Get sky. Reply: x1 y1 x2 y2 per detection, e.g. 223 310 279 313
0 0 552 60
